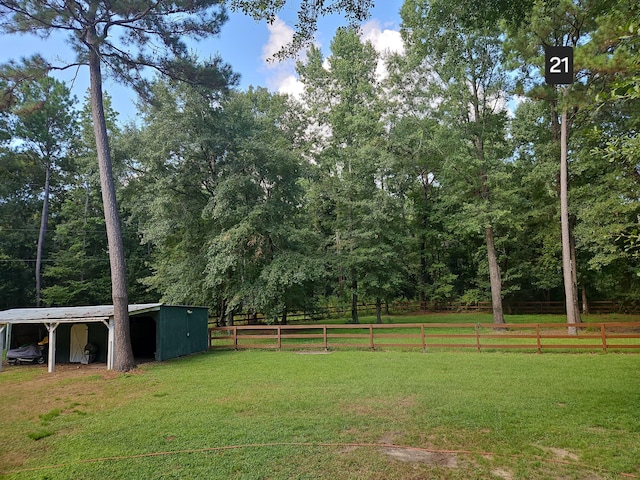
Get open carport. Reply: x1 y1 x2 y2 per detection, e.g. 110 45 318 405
0 303 208 372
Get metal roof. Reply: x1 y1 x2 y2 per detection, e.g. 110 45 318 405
0 303 163 324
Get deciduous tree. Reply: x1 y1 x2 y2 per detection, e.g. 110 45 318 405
401 0 512 323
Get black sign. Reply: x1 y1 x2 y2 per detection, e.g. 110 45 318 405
545 46 574 85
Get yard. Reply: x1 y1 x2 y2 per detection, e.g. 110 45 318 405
1 316 640 479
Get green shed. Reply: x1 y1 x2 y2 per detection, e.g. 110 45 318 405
130 305 209 361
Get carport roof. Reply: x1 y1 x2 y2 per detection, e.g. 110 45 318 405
0 303 163 324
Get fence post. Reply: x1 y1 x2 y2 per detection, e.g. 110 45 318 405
233 326 238 351
600 324 607 353
475 324 481 352
421 324 426 353
369 325 374 350
278 325 282 351
323 325 328 351
536 324 541 354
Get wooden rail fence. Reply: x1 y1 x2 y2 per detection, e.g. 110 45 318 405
209 322 640 353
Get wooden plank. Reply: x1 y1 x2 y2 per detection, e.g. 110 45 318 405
422 334 477 339
538 334 603 340
479 334 539 339
540 344 604 349
479 344 540 349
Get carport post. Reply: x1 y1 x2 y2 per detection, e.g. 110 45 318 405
106 319 115 370
46 323 60 373
0 325 5 372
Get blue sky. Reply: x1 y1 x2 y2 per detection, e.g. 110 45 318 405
0 2 404 123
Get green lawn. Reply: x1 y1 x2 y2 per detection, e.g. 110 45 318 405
1 348 639 479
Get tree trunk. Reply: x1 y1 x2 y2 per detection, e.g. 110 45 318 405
559 94 581 333
88 41 135 371
351 277 359 324
570 225 582 322
485 224 505 324
35 162 50 307
375 297 382 324
217 298 226 327
475 123 504 325
581 285 589 315
418 172 431 310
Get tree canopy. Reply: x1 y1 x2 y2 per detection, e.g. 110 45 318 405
1 0 640 334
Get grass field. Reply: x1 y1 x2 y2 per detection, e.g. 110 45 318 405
1 336 639 479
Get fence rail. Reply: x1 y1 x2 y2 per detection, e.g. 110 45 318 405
209 322 640 353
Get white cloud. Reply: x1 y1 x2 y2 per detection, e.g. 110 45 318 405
360 20 405 57
262 17 295 65
260 16 306 98
359 20 404 82
275 74 305 99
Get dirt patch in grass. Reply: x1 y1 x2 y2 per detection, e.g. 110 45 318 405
537 445 580 461
383 446 459 467
492 467 514 479
378 432 460 468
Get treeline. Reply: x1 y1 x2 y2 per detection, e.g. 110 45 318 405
1 0 639 324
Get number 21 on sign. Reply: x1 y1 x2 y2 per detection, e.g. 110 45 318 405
545 46 574 85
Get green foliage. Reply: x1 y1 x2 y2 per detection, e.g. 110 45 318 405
37 92 156 306
0 74 78 307
1 0 640 313
298 28 412 322
126 82 319 319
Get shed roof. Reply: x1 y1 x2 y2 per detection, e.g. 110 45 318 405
0 303 163 324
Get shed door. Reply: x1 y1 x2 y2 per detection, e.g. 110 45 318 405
70 324 88 363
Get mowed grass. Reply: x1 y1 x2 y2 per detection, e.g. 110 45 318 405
1 347 639 479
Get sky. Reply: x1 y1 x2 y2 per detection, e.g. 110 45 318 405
0 2 405 124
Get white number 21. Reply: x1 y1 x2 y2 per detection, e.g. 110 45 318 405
549 56 569 74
